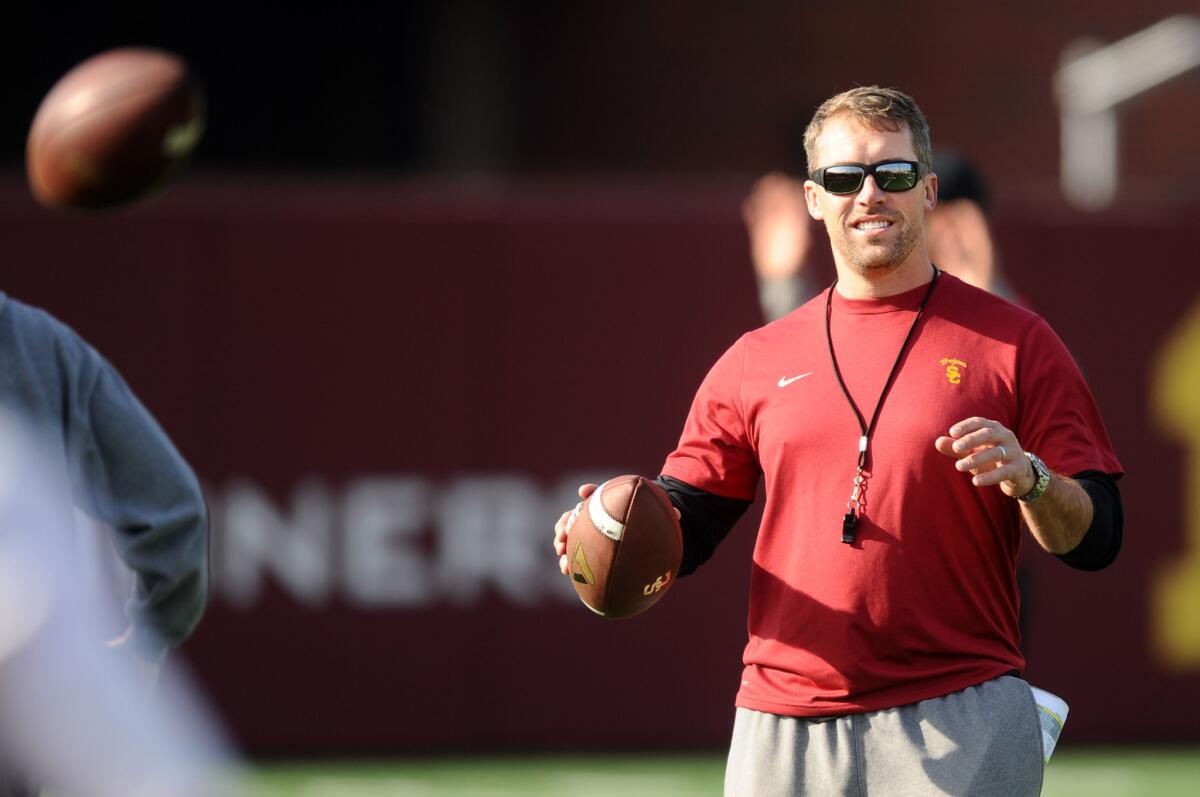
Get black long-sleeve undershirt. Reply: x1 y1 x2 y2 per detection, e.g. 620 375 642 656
1057 470 1122 571
654 475 752 576
655 470 1122 576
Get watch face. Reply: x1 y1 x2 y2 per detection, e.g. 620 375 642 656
1021 452 1050 502
1034 455 1050 481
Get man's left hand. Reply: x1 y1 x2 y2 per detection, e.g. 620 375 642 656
935 417 1035 498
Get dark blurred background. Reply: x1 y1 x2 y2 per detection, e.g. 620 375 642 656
5 2 1198 194
2 0 1199 763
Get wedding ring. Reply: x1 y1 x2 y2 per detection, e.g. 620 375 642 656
998 445 1007 462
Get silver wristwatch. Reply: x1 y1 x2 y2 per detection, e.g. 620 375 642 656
1018 451 1051 503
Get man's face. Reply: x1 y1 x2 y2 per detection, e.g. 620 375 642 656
803 115 936 277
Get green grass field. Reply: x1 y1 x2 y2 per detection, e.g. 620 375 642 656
249 749 1200 796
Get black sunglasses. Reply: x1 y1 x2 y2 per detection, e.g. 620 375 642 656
809 160 924 195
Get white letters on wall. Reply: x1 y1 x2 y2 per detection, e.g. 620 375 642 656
207 472 613 610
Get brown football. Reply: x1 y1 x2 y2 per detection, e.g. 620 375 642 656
26 47 205 210
566 475 682 619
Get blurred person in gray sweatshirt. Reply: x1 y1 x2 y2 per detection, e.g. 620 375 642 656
0 293 208 797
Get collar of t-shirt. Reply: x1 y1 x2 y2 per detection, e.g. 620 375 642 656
830 280 933 315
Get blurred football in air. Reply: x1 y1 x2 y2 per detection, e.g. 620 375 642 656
26 47 205 210
566 475 682 620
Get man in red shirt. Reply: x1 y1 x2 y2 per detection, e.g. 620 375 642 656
554 86 1121 796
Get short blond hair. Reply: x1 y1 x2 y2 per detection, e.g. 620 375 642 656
803 86 932 173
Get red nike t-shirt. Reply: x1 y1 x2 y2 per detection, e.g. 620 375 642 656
661 273 1121 717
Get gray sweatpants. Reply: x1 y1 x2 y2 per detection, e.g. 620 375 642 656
725 675 1044 797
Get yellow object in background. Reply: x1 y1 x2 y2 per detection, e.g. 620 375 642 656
1152 298 1200 669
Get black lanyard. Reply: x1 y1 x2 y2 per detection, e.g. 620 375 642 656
825 267 940 544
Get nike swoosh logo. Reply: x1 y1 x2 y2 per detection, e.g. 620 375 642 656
778 372 814 387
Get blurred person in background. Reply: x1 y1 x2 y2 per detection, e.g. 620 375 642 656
744 150 1017 322
0 293 209 797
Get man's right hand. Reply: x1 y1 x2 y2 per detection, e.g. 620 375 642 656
553 483 598 576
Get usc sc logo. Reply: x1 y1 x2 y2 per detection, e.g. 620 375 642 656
939 357 967 385
643 571 671 595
